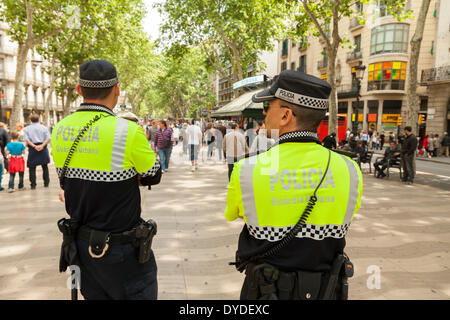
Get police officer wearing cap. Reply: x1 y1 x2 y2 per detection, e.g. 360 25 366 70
225 70 363 300
51 59 162 300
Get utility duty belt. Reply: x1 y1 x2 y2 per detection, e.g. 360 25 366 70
77 219 158 264
242 254 354 300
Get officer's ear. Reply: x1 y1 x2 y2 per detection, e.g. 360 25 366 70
76 84 83 97
114 84 120 97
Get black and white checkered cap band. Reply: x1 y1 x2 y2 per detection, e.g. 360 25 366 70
247 223 350 242
79 77 118 88
56 167 137 182
275 88 329 110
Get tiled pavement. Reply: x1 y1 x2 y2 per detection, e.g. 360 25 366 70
0 144 449 300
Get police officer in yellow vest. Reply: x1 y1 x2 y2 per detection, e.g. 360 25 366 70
226 70 363 300
51 60 162 300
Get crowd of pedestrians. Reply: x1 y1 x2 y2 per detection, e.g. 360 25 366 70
143 118 273 178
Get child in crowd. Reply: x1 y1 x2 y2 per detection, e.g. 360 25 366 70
5 131 25 193
0 150 3 191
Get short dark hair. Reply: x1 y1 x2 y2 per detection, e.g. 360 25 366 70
30 114 39 123
10 131 19 140
230 123 237 130
282 101 326 131
404 126 412 132
80 86 114 100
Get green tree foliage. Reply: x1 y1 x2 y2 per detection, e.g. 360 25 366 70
157 0 286 83
148 46 216 119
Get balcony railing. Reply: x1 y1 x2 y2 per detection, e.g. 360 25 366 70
346 50 363 62
317 60 328 70
337 83 359 98
421 65 450 84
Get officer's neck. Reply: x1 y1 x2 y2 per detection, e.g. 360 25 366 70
83 99 115 111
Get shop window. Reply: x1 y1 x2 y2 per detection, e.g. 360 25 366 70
367 61 406 91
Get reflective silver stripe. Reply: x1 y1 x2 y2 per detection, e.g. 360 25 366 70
111 118 129 171
339 155 360 224
240 156 259 226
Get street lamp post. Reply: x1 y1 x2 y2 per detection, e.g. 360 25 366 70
352 62 366 135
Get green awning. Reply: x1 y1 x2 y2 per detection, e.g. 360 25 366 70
211 90 260 117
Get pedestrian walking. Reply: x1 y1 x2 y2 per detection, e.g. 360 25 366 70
180 123 188 155
361 130 368 147
51 59 162 300
225 70 362 300
439 132 449 157
371 132 378 150
0 150 3 191
5 131 26 192
401 126 418 185
0 122 9 174
433 134 439 157
379 132 385 150
205 123 216 160
249 122 274 155
154 120 173 173
186 120 202 171
426 134 434 158
23 114 51 190
223 123 248 181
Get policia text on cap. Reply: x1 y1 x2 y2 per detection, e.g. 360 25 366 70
226 70 363 300
52 60 162 300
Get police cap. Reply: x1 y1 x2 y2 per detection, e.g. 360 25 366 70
79 59 118 88
252 70 331 110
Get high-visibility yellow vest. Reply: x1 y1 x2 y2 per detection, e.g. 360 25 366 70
225 140 363 242
51 104 156 178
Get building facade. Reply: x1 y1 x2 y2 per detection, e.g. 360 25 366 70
216 46 278 110
277 0 449 136
0 22 69 127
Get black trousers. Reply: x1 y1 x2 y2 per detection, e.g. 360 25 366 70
76 239 158 300
29 164 49 188
1 148 8 172
401 153 415 182
374 159 388 176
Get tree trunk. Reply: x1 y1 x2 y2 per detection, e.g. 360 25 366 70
327 48 339 137
44 60 57 127
406 0 431 135
63 88 73 117
10 43 29 128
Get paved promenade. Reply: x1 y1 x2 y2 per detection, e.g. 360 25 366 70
0 144 449 300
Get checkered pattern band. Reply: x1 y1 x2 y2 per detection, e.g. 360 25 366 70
79 77 118 88
275 88 329 110
56 167 137 182
279 131 318 141
247 223 350 242
77 104 116 116
140 159 161 177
